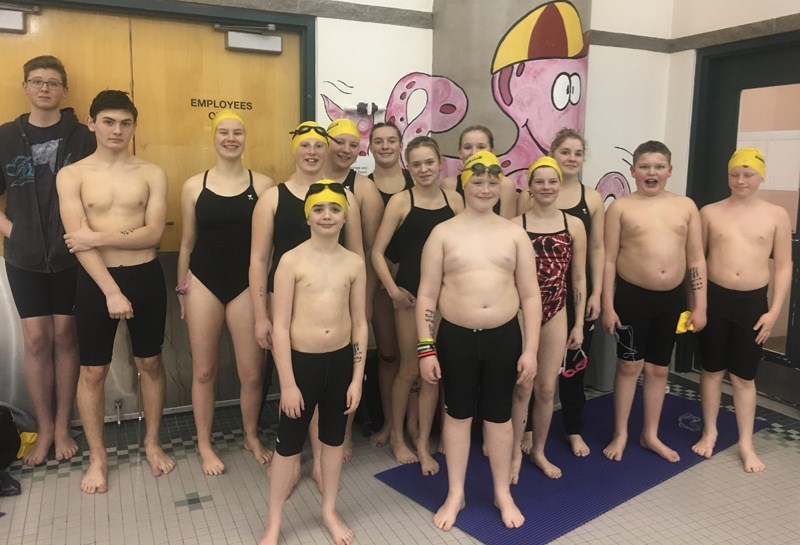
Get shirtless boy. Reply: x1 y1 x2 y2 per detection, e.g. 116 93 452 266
57 90 174 494
261 180 367 545
692 148 791 473
0 55 95 465
602 140 707 463
416 151 540 531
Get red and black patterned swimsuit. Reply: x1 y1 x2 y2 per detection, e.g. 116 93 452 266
522 212 573 324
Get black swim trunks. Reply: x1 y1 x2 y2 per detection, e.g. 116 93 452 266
6 261 77 318
75 259 166 366
698 281 768 381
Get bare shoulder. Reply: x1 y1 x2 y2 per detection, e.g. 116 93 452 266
565 213 585 235
181 173 203 198
760 199 791 225
700 199 723 218
251 171 276 194
441 175 458 192
341 246 366 274
443 188 463 210
583 185 604 210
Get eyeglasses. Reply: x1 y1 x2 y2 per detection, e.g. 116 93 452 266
289 125 329 140
26 79 64 90
560 348 588 378
306 182 346 197
470 163 502 177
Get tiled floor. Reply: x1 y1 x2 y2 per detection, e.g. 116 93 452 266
1 373 799 545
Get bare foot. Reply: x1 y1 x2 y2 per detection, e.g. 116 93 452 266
418 449 440 476
369 426 391 447
244 434 273 465
81 461 108 494
530 452 562 479
510 450 522 485
433 494 465 531
23 434 53 466
258 523 279 545
640 436 680 463
54 429 79 461
520 431 533 455
145 443 176 477
567 434 590 457
603 434 627 461
198 443 225 476
691 431 717 459
323 510 355 545
495 492 525 529
391 440 419 464
343 437 353 463
740 446 765 473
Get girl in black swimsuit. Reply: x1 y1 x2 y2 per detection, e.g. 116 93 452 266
371 136 463 474
177 111 276 475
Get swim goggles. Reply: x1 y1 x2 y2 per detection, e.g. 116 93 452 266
469 163 503 177
560 348 588 378
289 125 330 140
306 182 346 196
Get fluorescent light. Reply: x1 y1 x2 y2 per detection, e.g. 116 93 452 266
225 31 282 54
0 9 25 33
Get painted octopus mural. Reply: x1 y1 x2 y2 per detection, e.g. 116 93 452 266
321 1 631 200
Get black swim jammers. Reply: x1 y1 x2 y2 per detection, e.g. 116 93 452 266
275 344 353 457
437 317 521 423
5 261 77 318
613 275 683 366
75 259 166 366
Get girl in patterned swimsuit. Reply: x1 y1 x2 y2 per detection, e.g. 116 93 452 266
510 157 587 481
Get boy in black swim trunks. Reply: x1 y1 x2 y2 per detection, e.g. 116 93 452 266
261 180 367 545
601 140 707 463
0 55 95 466
57 90 174 494
692 148 791 473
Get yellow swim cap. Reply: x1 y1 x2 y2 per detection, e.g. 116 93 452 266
728 147 765 178
291 121 329 153
303 179 349 219
527 156 563 184
327 118 360 141
211 110 245 133
461 150 503 187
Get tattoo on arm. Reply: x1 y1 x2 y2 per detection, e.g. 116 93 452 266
573 288 582 309
353 341 363 367
120 229 133 236
689 266 703 291
424 308 435 337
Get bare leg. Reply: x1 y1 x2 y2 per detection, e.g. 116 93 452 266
342 413 355 462
485 420 524 528
730 375 765 473
639 362 679 462
310 408 324 492
603 358 643 461
226 291 270 464
52 315 80 461
77 364 110 494
692 369 723 458
320 443 354 545
370 290 398 447
510 380 533 484
20 316 56 466
530 312 567 478
434 414 469 531
406 387 420 445
260 452 301 545
136 355 176 476
185 279 226 475
417 380 440 476
388 307 419 464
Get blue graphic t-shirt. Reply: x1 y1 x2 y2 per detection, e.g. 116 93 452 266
25 120 61 236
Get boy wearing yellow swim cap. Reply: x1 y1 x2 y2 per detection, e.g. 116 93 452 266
263 177 367 545
693 148 792 474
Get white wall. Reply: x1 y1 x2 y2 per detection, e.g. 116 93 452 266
672 0 799 38
589 0 673 38
582 46 670 195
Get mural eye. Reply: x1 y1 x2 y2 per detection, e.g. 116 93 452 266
551 73 570 111
569 74 582 105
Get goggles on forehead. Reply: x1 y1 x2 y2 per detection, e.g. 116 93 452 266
307 182 346 196
470 163 503 178
290 125 329 140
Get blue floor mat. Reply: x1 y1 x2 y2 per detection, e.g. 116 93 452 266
375 388 767 545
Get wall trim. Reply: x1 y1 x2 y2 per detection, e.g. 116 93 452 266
590 12 800 54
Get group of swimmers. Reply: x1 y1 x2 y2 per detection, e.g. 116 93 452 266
0 55 792 545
